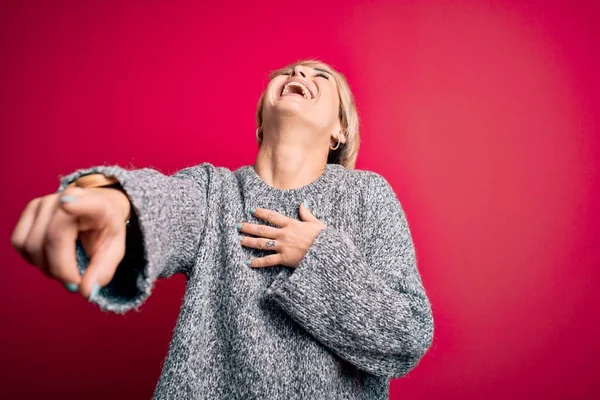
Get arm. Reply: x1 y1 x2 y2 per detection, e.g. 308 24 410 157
265 173 434 378
56 163 211 313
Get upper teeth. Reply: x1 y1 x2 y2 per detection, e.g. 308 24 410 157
282 82 311 99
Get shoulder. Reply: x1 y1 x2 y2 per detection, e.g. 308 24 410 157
341 168 402 216
172 162 235 185
342 168 396 195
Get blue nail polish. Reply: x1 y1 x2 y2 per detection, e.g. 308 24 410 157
302 200 311 210
64 282 78 293
238 235 243 241
236 223 242 230
60 196 77 203
245 259 252 265
249 208 256 214
88 282 100 301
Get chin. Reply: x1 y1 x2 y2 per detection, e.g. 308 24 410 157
270 99 305 115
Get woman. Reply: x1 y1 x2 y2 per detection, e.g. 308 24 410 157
11 60 434 399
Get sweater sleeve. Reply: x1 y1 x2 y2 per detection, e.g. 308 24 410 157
56 163 211 314
264 173 434 378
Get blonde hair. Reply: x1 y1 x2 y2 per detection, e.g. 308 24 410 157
255 60 360 169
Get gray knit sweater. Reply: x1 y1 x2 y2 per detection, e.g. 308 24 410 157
57 162 434 400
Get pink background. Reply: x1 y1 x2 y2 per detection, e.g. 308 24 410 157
1 0 598 398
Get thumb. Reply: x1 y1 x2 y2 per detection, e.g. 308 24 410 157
299 200 318 222
59 187 125 230
58 188 111 230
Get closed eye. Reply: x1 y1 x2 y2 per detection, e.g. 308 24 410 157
273 70 329 79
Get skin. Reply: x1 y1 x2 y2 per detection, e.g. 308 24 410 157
243 63 348 267
238 206 326 268
256 63 346 189
11 187 130 299
10 62 348 299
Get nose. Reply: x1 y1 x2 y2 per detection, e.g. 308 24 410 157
291 65 307 78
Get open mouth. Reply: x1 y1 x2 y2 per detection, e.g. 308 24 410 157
280 81 312 99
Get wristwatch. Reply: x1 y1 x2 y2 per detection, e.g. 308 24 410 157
67 173 120 189
67 173 131 224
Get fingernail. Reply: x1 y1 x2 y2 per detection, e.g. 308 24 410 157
64 282 79 293
248 208 256 215
245 259 252 266
59 196 77 203
88 282 100 301
236 223 242 230
238 235 243 242
302 200 311 210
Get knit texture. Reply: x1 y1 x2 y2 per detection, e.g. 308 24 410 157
57 162 434 400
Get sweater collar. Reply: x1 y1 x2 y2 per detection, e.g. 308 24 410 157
235 163 345 201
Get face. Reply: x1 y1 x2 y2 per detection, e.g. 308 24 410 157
261 63 343 143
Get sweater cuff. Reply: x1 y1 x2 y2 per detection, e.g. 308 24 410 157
58 166 153 314
265 227 370 321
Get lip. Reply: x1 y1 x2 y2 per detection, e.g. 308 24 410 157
279 78 315 99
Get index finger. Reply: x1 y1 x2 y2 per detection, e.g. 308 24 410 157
251 207 292 227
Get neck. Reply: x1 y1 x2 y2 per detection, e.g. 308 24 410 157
254 124 328 190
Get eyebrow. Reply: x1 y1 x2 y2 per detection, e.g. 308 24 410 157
313 67 331 74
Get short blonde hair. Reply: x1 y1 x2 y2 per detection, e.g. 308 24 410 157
255 60 360 169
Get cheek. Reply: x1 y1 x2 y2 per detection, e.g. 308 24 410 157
260 86 277 115
266 78 285 100
267 84 277 100
320 89 340 117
